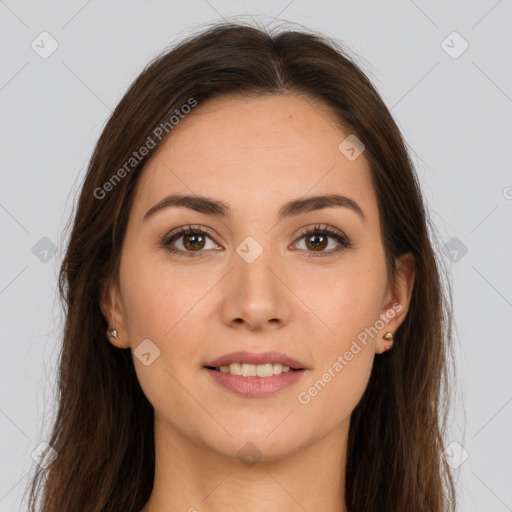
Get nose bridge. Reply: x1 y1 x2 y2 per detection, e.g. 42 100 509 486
234 234 280 300
220 232 290 328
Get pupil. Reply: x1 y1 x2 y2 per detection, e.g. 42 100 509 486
185 234 204 250
308 234 327 251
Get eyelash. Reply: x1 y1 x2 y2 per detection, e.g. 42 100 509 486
160 224 352 259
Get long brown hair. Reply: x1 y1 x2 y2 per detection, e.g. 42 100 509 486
26 20 457 512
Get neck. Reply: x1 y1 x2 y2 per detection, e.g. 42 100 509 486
140 413 349 512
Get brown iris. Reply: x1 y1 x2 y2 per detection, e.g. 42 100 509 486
305 233 328 251
183 233 206 251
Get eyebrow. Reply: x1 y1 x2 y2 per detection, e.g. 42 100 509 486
143 193 366 223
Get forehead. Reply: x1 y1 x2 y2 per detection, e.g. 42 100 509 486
132 94 377 224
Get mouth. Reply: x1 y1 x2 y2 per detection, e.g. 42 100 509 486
202 350 308 397
203 364 307 398
204 363 304 377
203 350 308 375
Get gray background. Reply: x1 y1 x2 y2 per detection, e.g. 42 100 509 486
1 1 511 510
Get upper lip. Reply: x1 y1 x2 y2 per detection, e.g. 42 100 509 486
204 350 308 370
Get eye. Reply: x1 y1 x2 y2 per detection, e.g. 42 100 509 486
160 223 352 258
292 224 352 258
160 224 220 258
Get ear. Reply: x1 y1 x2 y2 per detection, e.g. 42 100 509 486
375 252 415 354
99 276 130 349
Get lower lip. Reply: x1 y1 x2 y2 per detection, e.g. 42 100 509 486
204 368 307 398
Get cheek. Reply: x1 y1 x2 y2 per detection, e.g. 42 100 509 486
118 249 212 397
295 343 374 437
120 248 207 342
291 251 386 424
296 256 387 344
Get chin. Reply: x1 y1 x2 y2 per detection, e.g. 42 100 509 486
202 424 307 462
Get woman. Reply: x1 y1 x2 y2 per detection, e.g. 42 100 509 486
26 20 456 512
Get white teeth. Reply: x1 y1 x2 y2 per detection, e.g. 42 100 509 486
228 363 242 375
216 362 294 377
256 363 273 377
241 363 257 377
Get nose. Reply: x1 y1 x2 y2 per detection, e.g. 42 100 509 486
219 246 292 331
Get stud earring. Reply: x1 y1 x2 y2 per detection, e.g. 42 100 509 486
383 331 394 351
107 328 119 340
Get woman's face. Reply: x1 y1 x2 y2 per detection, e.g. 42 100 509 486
102 94 413 460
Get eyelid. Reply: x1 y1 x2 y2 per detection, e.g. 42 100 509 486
163 224 219 244
293 223 347 242
160 223 352 258
160 224 222 257
291 223 352 256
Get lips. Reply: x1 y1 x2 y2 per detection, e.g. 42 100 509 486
204 350 308 370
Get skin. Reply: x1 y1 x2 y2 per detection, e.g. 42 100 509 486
100 94 415 512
